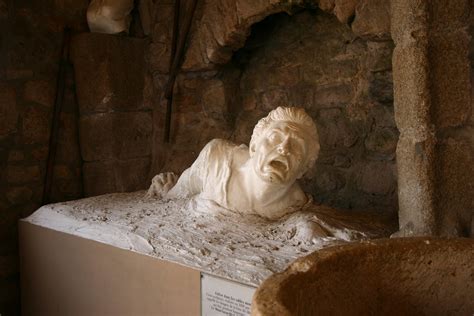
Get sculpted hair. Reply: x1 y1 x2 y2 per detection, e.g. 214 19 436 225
250 106 320 172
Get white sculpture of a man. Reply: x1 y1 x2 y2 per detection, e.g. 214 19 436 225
148 107 320 220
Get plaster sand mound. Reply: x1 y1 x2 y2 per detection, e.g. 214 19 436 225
26 191 393 286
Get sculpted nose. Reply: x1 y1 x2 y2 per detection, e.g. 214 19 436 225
277 138 290 155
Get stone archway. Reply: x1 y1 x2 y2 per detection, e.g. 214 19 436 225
180 0 390 71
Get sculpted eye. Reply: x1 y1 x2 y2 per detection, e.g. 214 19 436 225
268 131 281 143
289 140 305 155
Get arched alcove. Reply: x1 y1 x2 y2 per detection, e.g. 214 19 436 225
179 0 390 71
151 4 397 215
230 9 397 213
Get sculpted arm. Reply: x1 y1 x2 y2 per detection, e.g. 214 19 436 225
147 141 213 199
165 164 203 198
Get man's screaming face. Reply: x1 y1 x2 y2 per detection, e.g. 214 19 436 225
251 121 309 185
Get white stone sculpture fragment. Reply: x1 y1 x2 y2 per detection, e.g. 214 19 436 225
87 0 134 34
148 107 320 220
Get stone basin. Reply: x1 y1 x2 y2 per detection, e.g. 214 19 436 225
252 238 474 316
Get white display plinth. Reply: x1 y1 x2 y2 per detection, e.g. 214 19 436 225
20 221 201 315
20 191 391 315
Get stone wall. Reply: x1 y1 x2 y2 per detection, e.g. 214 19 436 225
149 1 397 213
0 0 88 314
232 11 397 212
71 33 152 197
391 0 473 237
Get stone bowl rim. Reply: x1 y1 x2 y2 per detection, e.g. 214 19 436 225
251 237 474 316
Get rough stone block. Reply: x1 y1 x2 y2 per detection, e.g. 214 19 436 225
287 86 314 111
171 112 231 149
236 0 286 24
352 0 391 40
366 41 394 72
0 0 7 19
395 134 436 236
232 109 267 145
302 62 358 86
435 136 474 237
142 74 154 110
23 80 55 107
357 161 395 195
50 178 83 202
22 106 51 145
160 149 199 175
201 79 227 116
369 70 393 104
6 186 33 205
71 33 147 114
313 83 354 108
392 44 430 132
315 167 345 192
390 0 428 44
429 31 470 128
31 146 48 161
369 105 397 128
150 4 173 41
51 0 89 26
205 1 239 48
171 77 202 113
430 0 470 32
4 68 34 80
260 89 289 111
53 165 73 179
317 108 358 148
318 0 336 12
6 166 41 184
7 151 24 162
181 0 298 71
0 83 18 138
79 112 152 161
364 127 398 155
268 65 301 88
334 0 358 24
148 42 171 74
138 0 154 35
148 3 178 72
241 94 257 111
182 22 216 71
83 158 151 196
54 112 81 164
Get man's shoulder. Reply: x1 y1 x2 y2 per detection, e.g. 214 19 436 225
199 139 248 168
203 138 247 154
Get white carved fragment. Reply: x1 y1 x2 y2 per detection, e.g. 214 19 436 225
87 0 134 34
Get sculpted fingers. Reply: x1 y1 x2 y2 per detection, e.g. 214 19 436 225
146 172 178 198
162 172 178 192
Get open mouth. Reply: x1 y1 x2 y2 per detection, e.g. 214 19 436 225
268 158 288 172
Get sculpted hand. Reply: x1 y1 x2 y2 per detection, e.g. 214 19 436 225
146 172 178 198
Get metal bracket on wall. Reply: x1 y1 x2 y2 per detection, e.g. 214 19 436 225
163 0 199 143
42 27 72 205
